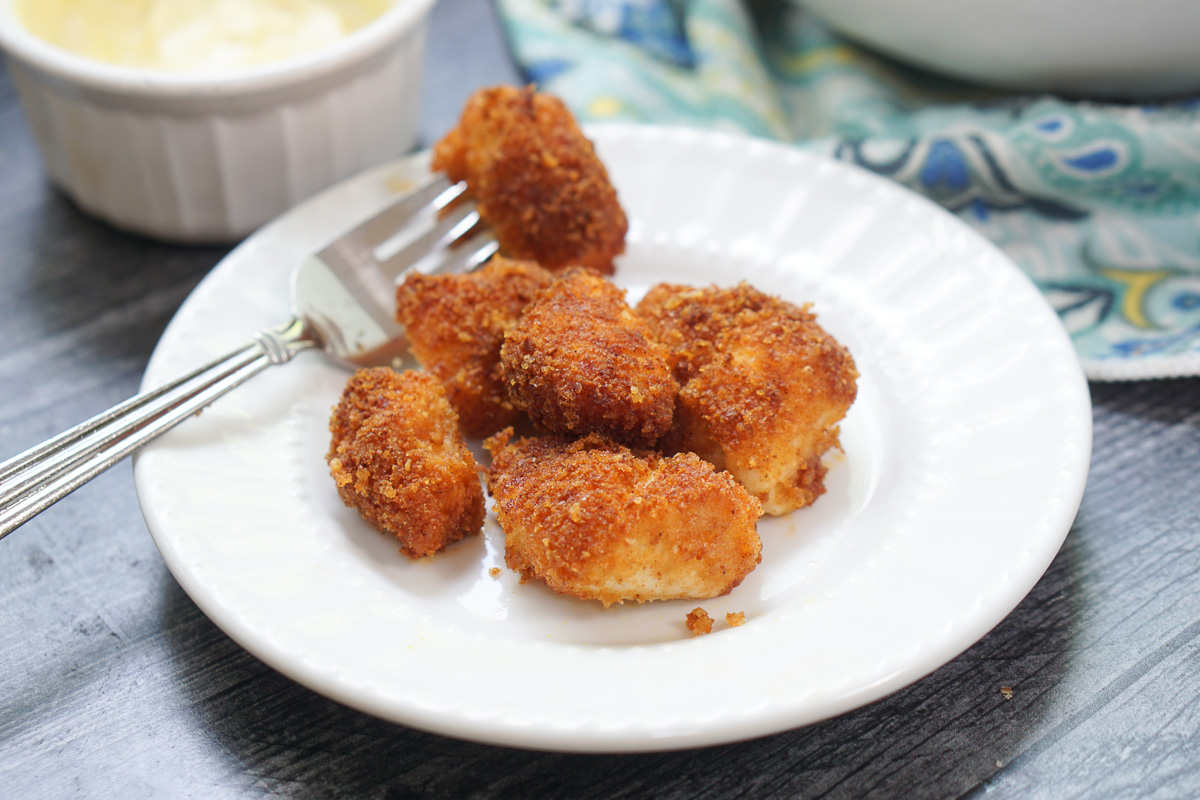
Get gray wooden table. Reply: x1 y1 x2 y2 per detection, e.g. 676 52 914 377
3 2 1199 797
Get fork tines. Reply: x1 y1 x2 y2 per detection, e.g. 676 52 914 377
322 172 499 285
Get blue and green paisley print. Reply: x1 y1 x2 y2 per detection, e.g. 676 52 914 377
497 0 1200 378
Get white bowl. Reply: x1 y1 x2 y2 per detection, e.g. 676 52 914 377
0 0 438 242
799 0 1200 98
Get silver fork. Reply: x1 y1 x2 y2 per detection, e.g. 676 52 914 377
0 173 497 539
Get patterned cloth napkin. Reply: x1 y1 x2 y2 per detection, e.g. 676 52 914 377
495 0 1200 380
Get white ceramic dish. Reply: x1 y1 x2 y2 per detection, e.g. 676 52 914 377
133 126 1092 752
0 0 437 242
799 0 1200 97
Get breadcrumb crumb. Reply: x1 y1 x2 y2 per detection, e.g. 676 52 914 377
726 611 746 627
686 608 714 636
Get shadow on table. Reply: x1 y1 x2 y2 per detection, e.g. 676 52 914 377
155 520 1087 800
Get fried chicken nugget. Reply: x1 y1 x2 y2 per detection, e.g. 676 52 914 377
485 431 762 607
396 256 553 438
637 283 858 516
501 269 678 447
327 368 484 557
432 85 627 275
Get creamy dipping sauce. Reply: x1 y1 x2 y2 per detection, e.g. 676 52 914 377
16 0 393 72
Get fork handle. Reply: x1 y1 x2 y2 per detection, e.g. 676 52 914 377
0 317 317 539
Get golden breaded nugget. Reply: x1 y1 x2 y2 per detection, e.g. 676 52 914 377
501 269 678 447
396 256 552 438
432 85 627 274
485 431 762 607
327 368 484 557
638 283 858 515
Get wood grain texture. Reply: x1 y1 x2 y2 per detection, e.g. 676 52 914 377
2 2 1200 798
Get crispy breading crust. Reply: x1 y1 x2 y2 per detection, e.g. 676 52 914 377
500 269 679 447
638 282 793 384
396 256 553 438
327 368 484 558
431 85 627 275
485 431 763 607
637 283 858 515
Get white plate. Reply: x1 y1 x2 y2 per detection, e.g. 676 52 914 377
134 125 1092 752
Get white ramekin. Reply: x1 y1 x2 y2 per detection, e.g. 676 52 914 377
0 0 438 242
